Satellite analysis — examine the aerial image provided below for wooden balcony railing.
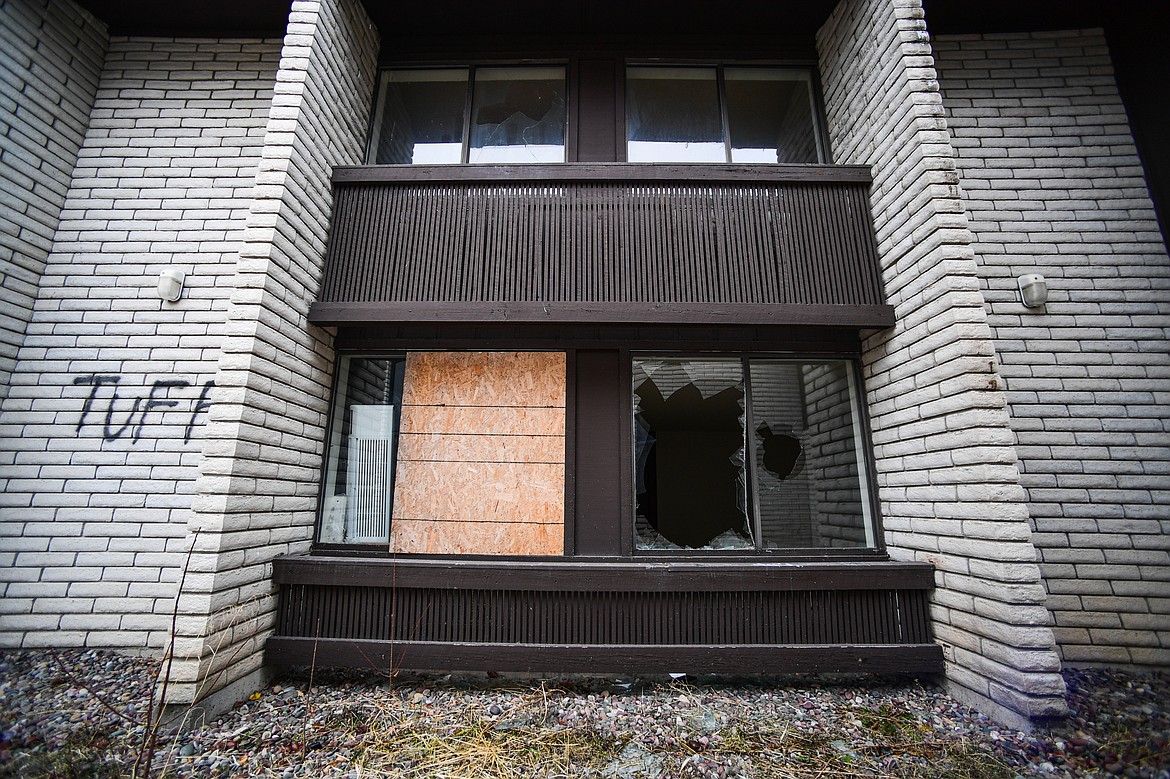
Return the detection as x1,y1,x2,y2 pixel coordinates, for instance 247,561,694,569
309,164,892,328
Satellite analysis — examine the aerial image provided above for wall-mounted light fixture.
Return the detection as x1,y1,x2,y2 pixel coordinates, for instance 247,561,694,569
157,268,186,303
1017,273,1048,309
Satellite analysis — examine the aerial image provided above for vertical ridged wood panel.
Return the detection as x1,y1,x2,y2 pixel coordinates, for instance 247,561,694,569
318,176,884,307
277,584,934,645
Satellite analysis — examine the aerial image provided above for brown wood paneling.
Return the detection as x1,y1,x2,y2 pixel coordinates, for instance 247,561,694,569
398,432,564,464
402,352,567,408
274,556,938,592
399,405,566,436
313,164,889,327
267,555,944,674
331,163,871,183
274,584,936,644
311,302,896,327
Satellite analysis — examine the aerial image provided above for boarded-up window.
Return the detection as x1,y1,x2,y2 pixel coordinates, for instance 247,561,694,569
320,351,565,554
390,352,565,555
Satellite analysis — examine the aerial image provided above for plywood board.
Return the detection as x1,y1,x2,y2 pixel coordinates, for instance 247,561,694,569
391,350,567,556
394,461,565,524
397,432,564,465
403,351,566,408
400,405,566,437
390,519,562,556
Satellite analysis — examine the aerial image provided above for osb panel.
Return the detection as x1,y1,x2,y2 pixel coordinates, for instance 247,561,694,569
402,351,566,408
397,433,564,465
390,519,563,556
392,351,566,555
394,460,565,524
399,405,566,437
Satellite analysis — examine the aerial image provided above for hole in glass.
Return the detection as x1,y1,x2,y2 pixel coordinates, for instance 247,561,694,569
633,357,874,551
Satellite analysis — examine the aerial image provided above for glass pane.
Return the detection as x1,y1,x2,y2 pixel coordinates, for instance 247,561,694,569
749,360,871,549
726,68,820,163
319,356,406,544
370,69,468,165
626,66,725,162
632,358,753,550
469,66,566,164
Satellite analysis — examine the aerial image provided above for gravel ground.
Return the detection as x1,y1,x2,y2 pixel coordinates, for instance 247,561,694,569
1,649,1167,778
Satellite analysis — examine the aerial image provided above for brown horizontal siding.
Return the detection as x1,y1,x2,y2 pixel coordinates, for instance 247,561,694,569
310,301,895,326
274,556,936,592
312,164,890,326
265,639,945,674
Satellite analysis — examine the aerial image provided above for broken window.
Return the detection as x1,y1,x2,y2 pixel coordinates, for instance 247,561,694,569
633,356,875,551
368,66,566,165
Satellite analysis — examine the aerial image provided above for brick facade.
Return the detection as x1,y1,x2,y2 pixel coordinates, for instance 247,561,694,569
0,27,279,650
934,29,1170,667
818,0,1067,727
0,0,106,397
167,0,379,708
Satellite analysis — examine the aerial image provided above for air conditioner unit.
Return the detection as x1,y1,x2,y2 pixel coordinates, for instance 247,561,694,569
345,404,395,542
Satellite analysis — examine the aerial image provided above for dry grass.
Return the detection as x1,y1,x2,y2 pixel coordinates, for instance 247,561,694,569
300,684,1016,779
357,722,625,778
320,684,625,778
713,714,1012,779
0,724,126,779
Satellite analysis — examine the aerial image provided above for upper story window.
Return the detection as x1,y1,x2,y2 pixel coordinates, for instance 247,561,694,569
368,66,567,164
626,65,824,163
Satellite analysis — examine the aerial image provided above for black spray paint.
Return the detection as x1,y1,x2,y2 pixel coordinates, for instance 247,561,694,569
73,375,215,443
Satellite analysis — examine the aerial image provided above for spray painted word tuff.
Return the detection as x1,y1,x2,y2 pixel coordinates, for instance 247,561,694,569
73,375,214,443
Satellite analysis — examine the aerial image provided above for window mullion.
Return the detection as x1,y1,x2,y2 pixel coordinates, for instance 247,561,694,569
717,65,732,164
460,66,474,164
741,355,763,550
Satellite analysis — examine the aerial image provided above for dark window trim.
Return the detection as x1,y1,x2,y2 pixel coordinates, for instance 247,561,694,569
331,324,867,360
364,52,830,165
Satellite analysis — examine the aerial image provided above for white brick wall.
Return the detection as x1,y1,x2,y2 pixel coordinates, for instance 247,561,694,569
0,37,279,650
0,0,107,397
818,0,1066,727
934,29,1170,667
166,0,379,706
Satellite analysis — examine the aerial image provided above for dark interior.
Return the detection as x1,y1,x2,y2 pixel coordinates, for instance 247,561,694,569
634,377,749,549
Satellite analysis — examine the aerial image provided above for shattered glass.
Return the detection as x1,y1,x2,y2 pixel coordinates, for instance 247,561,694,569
632,356,875,552
632,358,752,550
469,67,566,164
